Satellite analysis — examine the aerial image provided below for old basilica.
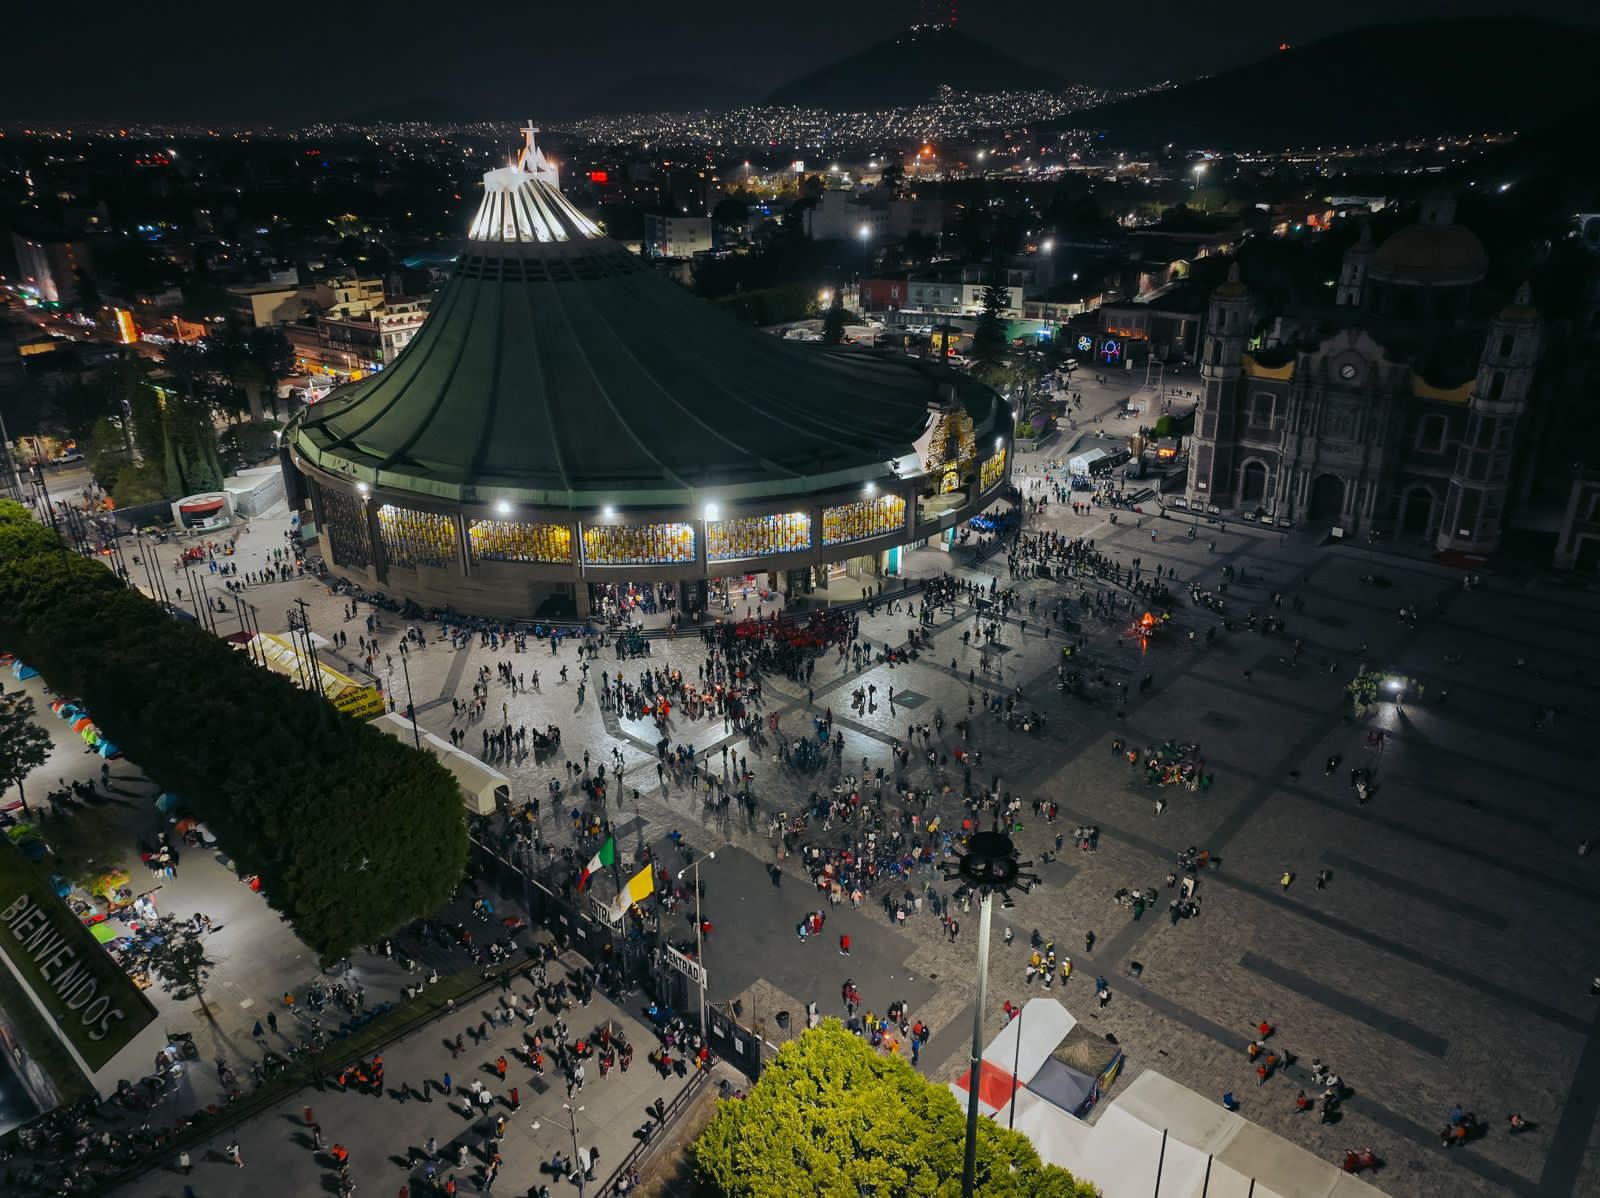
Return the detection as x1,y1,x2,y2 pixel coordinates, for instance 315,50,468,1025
1184,195,1545,556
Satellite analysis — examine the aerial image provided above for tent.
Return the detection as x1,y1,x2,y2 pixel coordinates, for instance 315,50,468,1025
370,713,511,815
246,632,385,718
1068,448,1108,476
947,1000,1387,1198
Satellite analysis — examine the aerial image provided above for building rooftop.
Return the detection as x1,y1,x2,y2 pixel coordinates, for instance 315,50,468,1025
293,127,1004,508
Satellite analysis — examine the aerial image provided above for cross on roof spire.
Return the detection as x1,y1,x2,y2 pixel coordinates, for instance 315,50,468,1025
517,121,540,169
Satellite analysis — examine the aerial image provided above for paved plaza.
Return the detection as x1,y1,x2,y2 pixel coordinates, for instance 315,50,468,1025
16,369,1596,1198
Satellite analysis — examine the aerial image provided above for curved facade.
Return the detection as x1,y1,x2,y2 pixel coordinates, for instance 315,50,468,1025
286,130,1013,618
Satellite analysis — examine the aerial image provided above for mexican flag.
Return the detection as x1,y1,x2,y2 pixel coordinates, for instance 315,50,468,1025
577,836,615,891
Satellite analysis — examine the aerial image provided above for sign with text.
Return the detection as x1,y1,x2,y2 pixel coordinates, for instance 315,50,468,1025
0,852,156,1070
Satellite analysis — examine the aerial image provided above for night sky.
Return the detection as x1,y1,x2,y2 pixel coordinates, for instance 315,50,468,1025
4,0,1596,123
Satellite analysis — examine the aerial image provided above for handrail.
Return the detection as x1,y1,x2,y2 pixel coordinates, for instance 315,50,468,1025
593,1064,711,1196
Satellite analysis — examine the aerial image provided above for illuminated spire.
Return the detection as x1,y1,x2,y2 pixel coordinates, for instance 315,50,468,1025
468,121,597,245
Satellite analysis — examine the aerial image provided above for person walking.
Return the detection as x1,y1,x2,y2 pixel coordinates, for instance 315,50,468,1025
1280,870,1294,892
839,934,850,956
177,1150,191,1175
225,1141,244,1168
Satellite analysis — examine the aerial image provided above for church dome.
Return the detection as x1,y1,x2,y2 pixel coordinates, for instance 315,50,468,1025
289,125,1008,509
1370,223,1488,287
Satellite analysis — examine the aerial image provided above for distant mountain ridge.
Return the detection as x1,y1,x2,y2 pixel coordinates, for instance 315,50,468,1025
1064,19,1600,149
768,24,1063,110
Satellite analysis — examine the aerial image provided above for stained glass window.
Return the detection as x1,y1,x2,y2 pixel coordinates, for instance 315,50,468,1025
981,448,1008,491
922,411,977,473
581,522,696,565
707,513,812,561
322,487,372,570
377,505,458,569
468,519,573,564
822,495,906,546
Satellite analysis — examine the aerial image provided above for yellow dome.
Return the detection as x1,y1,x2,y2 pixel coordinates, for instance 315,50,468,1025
1370,223,1488,286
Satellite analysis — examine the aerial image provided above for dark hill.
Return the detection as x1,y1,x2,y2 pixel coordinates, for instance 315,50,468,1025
1065,19,1600,150
768,25,1062,110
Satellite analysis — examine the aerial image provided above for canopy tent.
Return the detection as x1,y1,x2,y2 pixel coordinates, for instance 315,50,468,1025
246,632,385,719
370,713,510,815
947,1000,1387,1198
1068,448,1109,476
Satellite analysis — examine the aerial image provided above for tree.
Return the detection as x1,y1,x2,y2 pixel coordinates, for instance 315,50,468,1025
821,288,847,346
972,276,1012,383
694,1021,1099,1197
135,916,218,1018
49,376,116,443
73,267,102,318
0,696,52,814
0,502,468,961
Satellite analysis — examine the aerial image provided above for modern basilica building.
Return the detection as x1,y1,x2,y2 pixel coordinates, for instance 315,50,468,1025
284,129,1013,619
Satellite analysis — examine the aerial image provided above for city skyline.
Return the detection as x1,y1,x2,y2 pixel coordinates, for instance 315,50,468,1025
3,0,1598,123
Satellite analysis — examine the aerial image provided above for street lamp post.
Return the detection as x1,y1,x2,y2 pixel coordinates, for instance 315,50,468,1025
398,646,421,748
563,1102,586,1197
942,824,1038,1198
677,850,716,1035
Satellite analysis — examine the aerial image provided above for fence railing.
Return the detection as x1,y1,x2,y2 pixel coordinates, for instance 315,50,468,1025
593,1062,711,1196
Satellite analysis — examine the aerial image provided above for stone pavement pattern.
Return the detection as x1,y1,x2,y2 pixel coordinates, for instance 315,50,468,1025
75,371,1600,1198
111,959,700,1198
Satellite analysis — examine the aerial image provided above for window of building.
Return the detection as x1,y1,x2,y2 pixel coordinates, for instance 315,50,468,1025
822,495,906,546
1414,414,1447,453
1499,334,1514,358
707,513,811,561
581,523,695,565
322,487,372,570
467,519,573,564
1249,393,1275,429
1487,371,1505,401
377,505,458,569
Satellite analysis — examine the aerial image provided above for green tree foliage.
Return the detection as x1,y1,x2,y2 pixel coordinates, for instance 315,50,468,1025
133,916,218,1016
73,268,102,318
972,278,1013,384
821,289,847,346
694,1022,1098,1198
49,377,117,443
0,695,53,814
0,503,467,959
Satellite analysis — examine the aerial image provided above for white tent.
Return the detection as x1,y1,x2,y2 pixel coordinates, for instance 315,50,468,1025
1069,448,1109,476
370,712,510,815
946,1000,1388,1198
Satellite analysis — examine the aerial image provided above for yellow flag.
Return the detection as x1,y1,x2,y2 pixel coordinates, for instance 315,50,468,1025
623,863,655,905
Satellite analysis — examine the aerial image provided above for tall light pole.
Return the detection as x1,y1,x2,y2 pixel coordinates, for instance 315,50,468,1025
677,850,716,1035
942,824,1037,1198
398,646,421,748
563,1102,586,1197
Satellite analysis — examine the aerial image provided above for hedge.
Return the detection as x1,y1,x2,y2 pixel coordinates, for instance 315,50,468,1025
0,502,467,960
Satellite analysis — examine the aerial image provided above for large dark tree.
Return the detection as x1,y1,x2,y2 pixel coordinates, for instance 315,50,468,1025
0,696,52,814
135,916,218,1019
971,276,1012,382
821,288,847,346
0,504,467,960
